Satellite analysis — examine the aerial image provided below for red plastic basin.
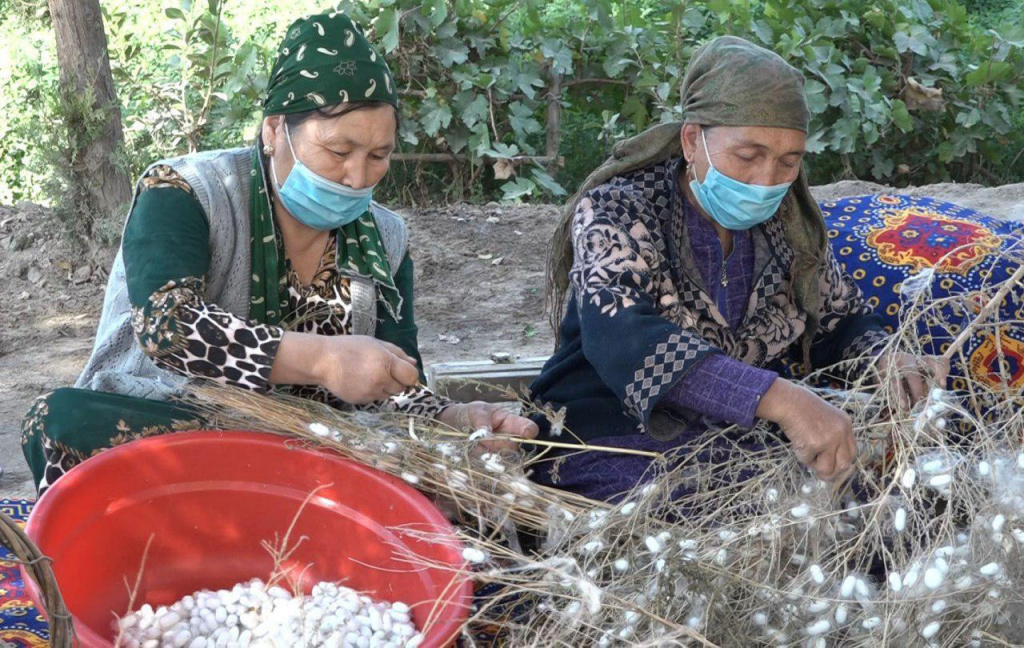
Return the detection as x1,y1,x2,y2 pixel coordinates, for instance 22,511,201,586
23,430,471,646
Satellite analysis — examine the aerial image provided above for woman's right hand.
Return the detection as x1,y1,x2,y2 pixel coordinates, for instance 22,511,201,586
756,379,857,481
314,335,421,404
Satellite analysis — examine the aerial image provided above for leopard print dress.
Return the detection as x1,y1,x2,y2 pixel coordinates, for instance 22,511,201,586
28,166,449,492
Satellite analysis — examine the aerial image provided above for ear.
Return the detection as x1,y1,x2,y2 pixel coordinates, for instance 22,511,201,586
680,123,701,164
261,115,285,146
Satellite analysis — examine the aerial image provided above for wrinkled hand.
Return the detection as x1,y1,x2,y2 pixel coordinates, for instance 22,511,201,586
316,336,420,404
437,402,539,453
758,379,857,481
876,352,950,410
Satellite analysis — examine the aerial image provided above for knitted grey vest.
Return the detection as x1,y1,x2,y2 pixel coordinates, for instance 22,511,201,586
75,147,408,401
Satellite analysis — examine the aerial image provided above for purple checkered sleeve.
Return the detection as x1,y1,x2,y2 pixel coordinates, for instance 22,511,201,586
661,353,778,428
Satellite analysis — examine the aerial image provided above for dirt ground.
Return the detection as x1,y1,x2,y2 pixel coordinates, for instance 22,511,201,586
1,182,1022,498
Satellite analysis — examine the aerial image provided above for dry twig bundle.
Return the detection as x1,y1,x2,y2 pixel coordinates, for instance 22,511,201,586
190,245,1024,647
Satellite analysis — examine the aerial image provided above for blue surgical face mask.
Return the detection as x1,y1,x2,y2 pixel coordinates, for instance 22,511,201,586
688,129,791,231
269,123,374,231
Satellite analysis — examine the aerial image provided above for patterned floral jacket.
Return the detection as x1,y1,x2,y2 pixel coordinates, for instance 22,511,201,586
531,158,888,442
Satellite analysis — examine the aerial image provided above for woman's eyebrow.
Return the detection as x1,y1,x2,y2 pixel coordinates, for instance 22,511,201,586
325,136,395,152
733,141,805,156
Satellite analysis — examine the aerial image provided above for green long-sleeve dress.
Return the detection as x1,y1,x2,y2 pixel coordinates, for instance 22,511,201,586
22,164,449,494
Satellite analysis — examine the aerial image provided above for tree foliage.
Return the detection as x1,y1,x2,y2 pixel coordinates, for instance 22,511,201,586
1,0,1022,207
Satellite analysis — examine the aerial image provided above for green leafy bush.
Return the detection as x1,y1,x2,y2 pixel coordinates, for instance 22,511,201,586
1,0,1022,208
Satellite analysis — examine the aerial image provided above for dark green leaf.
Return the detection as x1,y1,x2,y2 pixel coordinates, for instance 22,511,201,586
501,177,537,202
375,9,400,53
531,168,567,196
891,99,913,132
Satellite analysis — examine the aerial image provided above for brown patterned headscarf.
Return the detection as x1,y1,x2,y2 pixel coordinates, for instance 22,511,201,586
680,36,809,132
547,36,828,361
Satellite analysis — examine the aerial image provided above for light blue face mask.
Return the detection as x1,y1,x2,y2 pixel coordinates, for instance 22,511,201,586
688,129,792,231
270,123,374,231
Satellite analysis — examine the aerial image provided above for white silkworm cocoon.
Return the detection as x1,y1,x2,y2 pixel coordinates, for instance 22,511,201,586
401,472,420,485
931,599,947,614
930,387,945,401
809,564,825,585
613,559,629,572
468,428,491,441
752,612,768,626
644,536,663,553
980,562,1001,577
924,568,944,589
835,604,847,624
509,480,533,495
935,418,946,430
922,459,945,473
894,508,907,532
928,474,952,487
308,422,331,438
805,619,831,636
979,461,992,476
1012,529,1024,545
480,453,504,473
806,600,829,614
582,540,603,554
619,502,637,515
854,578,870,599
462,547,487,564
718,529,737,542
993,514,1006,532
901,468,917,489
889,572,903,592
791,504,810,518
1018,453,1024,470
921,621,941,640
765,488,779,503
904,569,920,588
862,616,882,630
840,575,857,598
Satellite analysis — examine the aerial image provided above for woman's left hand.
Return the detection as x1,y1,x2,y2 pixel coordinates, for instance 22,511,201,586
876,352,950,409
436,402,539,453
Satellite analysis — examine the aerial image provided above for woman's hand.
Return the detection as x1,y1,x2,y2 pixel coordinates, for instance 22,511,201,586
436,402,539,453
876,352,950,410
757,379,857,481
270,332,420,404
315,335,421,404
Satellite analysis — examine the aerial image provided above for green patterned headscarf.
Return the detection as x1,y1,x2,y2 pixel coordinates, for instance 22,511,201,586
249,12,402,326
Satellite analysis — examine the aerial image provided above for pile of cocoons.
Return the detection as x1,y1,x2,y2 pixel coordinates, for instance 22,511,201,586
115,579,423,648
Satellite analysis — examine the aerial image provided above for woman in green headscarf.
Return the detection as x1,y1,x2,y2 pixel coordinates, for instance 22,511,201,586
22,11,536,494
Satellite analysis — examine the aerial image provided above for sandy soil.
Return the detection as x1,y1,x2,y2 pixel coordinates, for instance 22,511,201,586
1,182,1021,498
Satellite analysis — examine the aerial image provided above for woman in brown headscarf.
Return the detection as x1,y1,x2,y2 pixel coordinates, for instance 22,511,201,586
529,36,946,502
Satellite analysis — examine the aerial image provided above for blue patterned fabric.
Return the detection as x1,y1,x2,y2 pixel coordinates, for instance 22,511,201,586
0,499,49,647
822,194,1024,393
